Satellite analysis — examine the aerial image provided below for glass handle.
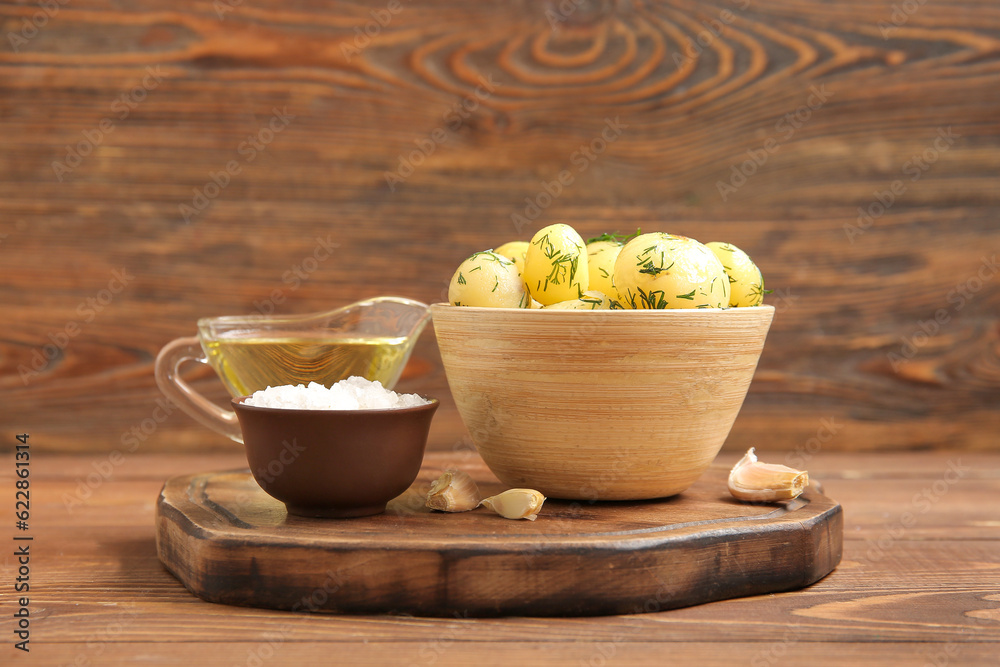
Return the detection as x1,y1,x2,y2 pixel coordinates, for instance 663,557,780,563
154,336,243,444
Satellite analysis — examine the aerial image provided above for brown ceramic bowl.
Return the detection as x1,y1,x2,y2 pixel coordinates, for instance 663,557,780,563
232,397,438,518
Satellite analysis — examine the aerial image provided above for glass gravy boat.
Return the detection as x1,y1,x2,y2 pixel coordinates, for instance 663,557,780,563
154,296,431,443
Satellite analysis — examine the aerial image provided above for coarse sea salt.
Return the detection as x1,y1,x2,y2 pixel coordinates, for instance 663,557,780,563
244,377,431,410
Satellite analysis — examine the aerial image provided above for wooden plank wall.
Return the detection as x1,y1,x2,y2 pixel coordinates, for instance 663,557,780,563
1,0,998,453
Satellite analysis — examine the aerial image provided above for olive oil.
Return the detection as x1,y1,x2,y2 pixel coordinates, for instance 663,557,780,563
204,333,411,397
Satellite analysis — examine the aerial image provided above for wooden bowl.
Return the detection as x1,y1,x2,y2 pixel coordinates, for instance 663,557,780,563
431,304,774,500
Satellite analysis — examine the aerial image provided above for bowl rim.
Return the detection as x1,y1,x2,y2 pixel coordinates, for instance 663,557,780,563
231,395,439,415
429,302,775,314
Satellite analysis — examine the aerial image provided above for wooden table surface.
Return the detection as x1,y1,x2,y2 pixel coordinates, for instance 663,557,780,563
4,449,999,665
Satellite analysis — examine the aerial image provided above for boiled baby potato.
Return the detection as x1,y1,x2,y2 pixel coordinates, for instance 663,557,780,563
449,250,530,308
586,240,622,298
544,290,614,310
494,241,529,276
615,233,730,309
523,223,589,306
706,242,765,307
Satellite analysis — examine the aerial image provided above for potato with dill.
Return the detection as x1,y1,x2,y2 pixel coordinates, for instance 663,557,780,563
614,233,730,309
449,250,530,308
494,241,529,276
586,240,623,298
544,290,615,310
586,231,640,298
705,242,765,307
523,223,589,306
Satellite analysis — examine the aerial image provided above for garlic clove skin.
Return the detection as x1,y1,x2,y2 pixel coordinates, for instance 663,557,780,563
728,447,808,502
426,470,482,512
479,489,546,521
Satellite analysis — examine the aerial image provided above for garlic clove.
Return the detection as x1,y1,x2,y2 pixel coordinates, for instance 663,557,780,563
426,470,482,512
728,447,808,502
479,489,546,521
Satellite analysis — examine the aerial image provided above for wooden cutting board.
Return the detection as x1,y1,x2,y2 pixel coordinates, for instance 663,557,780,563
156,456,842,617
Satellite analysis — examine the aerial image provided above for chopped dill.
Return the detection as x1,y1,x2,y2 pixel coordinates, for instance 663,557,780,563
586,228,642,245
531,233,557,259
634,286,667,309
634,243,673,276
468,250,510,264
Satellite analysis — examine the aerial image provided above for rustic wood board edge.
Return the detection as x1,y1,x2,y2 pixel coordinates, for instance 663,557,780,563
155,470,843,617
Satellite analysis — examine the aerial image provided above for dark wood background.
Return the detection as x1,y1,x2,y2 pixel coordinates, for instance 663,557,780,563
1,0,997,454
